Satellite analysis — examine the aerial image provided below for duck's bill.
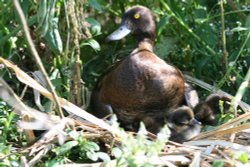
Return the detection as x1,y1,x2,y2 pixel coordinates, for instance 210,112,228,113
106,24,131,41
191,118,201,125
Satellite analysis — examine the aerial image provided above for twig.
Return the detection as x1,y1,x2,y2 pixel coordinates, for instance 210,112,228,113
12,0,64,118
28,145,52,166
185,140,250,155
63,0,70,64
220,0,228,71
68,0,82,106
0,78,40,143
230,67,250,142
189,151,201,167
220,0,235,142
213,109,250,132
193,120,250,140
0,78,30,115
20,84,28,99
21,156,29,167
231,67,250,111
0,57,118,134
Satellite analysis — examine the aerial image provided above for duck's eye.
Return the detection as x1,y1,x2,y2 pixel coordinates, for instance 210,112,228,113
133,13,140,19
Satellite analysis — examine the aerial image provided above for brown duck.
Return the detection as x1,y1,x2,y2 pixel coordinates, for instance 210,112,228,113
91,6,185,133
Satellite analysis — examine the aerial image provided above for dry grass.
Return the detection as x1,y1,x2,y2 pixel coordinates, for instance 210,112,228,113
1,57,250,166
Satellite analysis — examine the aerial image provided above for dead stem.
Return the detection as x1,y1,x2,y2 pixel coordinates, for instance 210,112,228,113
12,0,64,119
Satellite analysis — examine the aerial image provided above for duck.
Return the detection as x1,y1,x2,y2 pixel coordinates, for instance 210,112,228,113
167,106,202,143
89,6,186,134
89,82,198,122
193,93,230,126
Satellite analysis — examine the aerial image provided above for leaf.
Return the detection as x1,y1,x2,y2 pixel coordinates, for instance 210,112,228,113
88,0,102,11
45,160,60,167
236,152,248,164
96,152,111,162
231,27,248,32
9,37,18,49
55,141,78,156
84,141,100,151
36,0,57,37
44,18,63,54
39,15,49,37
36,0,49,36
85,18,101,36
80,39,101,51
112,147,122,158
37,0,47,25
86,151,98,161
157,15,170,37
20,0,30,18
212,160,223,167
68,130,79,140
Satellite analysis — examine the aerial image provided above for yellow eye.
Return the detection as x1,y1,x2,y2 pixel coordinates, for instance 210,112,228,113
134,13,140,19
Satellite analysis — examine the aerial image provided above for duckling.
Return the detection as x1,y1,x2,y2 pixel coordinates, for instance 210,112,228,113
167,106,201,143
98,6,185,130
193,93,229,125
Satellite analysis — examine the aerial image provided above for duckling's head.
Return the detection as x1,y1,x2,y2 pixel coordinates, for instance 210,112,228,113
168,106,201,129
167,106,201,143
107,6,156,43
194,93,225,125
206,94,222,113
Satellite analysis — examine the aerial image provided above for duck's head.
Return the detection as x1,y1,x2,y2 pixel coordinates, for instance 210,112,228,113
107,6,156,43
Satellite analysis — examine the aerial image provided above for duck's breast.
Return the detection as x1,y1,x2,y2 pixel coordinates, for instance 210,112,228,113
100,50,185,110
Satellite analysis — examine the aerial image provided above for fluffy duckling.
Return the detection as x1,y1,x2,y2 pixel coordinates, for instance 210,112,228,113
193,93,229,126
167,106,201,143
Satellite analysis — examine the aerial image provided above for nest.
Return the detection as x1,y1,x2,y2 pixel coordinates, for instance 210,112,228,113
1,57,250,167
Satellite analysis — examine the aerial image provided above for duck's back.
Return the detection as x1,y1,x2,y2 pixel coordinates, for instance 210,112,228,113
100,48,185,111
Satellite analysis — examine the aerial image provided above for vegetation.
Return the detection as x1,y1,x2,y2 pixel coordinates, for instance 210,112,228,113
0,0,250,166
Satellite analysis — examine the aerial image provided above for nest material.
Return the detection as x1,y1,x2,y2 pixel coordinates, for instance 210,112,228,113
1,57,250,167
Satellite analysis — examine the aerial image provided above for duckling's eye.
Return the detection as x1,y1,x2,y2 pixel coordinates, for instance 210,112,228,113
133,13,140,19
177,120,188,126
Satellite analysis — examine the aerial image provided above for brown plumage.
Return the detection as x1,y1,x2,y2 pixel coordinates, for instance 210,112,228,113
90,6,185,133
89,90,113,119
